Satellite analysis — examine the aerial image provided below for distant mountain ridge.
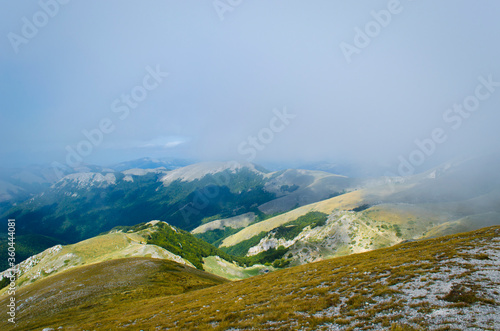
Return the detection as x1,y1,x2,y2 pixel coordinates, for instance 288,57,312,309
3,155,500,273
1,161,355,267
109,157,192,172
195,156,500,266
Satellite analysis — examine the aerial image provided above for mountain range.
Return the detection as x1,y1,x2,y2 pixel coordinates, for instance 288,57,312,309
0,159,360,269
2,156,500,270
0,155,499,329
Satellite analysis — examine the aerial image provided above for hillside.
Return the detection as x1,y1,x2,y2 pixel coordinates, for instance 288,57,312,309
0,257,228,331
5,156,499,287
220,189,365,247
2,226,498,330
0,222,194,293
0,234,62,272
214,157,500,265
1,162,354,246
0,221,272,292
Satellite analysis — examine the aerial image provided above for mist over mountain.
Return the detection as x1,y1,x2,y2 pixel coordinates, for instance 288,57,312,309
2,1,500,329
2,2,500,173
1,154,499,272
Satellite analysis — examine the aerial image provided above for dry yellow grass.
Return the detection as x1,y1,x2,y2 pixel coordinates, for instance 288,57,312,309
4,226,497,330
221,189,365,247
0,257,227,331
0,231,192,295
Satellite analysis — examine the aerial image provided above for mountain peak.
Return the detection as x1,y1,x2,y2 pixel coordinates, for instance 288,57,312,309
54,172,117,189
160,161,260,185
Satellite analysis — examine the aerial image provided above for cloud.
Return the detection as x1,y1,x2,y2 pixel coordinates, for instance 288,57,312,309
102,136,189,150
2,1,500,171
138,137,188,149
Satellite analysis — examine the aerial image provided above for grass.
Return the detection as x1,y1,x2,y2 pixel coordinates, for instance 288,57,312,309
2,226,498,330
0,234,63,272
272,211,328,240
0,257,227,330
220,190,365,247
202,256,272,280
439,283,496,305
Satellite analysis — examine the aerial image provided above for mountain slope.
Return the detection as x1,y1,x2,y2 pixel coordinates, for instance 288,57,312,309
2,163,273,243
220,189,365,247
0,220,273,292
4,156,499,278
217,157,500,264
0,257,227,331
110,156,191,171
1,162,357,264
0,234,62,272
3,226,498,330
0,222,194,293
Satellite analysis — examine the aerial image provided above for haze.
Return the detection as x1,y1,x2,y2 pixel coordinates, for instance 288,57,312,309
1,0,499,176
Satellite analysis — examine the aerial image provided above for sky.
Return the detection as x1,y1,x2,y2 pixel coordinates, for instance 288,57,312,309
1,0,499,176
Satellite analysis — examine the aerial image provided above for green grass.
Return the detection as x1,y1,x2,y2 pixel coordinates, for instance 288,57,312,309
220,231,268,256
146,222,237,269
272,211,328,240
194,226,243,246
202,256,272,280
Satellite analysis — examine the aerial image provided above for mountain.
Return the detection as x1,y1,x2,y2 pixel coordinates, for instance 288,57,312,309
0,257,228,331
2,226,498,330
1,162,357,260
0,163,128,271
0,163,116,215
201,156,500,266
0,165,67,215
0,221,192,292
5,155,499,273
0,220,272,292
109,156,192,172
0,158,189,210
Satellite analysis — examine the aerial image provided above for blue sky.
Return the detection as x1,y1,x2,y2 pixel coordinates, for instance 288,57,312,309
1,0,499,174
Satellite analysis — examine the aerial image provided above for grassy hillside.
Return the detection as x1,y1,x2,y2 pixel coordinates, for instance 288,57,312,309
0,228,194,294
214,159,500,266
202,256,274,281
0,257,227,330
220,189,365,247
3,226,498,330
0,221,276,293
145,222,237,269
0,234,62,271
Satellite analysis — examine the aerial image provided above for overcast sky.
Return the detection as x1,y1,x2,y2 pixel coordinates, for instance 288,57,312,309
1,1,499,175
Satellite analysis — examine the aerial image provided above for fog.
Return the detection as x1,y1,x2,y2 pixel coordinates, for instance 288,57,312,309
1,0,499,176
